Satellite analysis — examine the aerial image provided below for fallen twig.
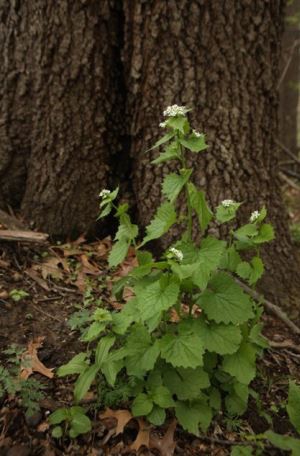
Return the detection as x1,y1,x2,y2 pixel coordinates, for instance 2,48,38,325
269,340,300,354
275,138,300,166
279,171,300,191
236,279,300,336
0,229,48,243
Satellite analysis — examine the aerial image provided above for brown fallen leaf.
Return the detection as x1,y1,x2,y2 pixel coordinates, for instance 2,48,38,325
34,255,69,281
130,418,151,452
80,254,100,275
37,421,50,432
150,419,177,456
20,337,54,380
99,408,133,435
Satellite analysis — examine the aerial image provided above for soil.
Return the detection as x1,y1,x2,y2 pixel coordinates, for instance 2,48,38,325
0,236,300,456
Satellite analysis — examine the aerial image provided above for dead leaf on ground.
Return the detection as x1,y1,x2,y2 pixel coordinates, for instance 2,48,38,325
37,422,50,432
34,256,69,281
130,418,151,452
80,254,101,275
20,337,54,380
150,419,177,456
99,408,133,435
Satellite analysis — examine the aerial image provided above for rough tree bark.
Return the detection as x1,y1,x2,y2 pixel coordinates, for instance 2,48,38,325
0,0,31,209
123,0,300,309
20,0,124,236
279,0,300,159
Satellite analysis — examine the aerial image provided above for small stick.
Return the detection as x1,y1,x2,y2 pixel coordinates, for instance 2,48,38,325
279,172,300,191
0,229,48,243
236,279,300,336
268,340,300,354
275,138,300,166
31,304,63,323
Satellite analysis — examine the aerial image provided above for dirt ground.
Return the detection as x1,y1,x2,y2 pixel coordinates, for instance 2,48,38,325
0,212,300,455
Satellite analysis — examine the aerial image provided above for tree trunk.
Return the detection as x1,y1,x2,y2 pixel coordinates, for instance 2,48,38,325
279,0,300,163
123,0,300,308
20,0,124,237
0,0,31,209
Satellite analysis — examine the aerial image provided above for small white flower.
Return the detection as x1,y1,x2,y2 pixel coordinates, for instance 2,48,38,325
99,189,111,198
221,199,234,208
163,104,189,117
159,121,167,128
250,210,260,223
192,129,202,138
169,247,184,262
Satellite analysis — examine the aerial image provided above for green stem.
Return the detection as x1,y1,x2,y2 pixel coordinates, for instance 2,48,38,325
180,141,193,241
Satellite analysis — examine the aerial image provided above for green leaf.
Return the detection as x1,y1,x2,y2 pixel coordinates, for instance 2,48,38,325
81,321,107,342
112,298,139,335
209,388,221,411
234,224,258,243
187,183,212,231
222,342,257,385
163,366,210,400
236,257,264,285
192,237,226,290
132,393,153,416
57,353,88,377
287,381,300,433
160,333,204,369
49,408,69,425
101,358,124,386
147,406,166,426
225,382,249,416
265,430,300,456
231,446,253,456
197,273,254,324
166,116,189,133
136,278,180,321
140,341,160,371
162,169,192,203
249,323,269,349
141,202,177,246
115,214,138,242
52,426,63,438
95,336,115,368
151,385,175,408
70,411,91,436
136,250,153,265
253,224,275,244
176,401,212,435
148,131,175,151
108,239,130,268
236,262,252,281
151,141,180,164
74,365,98,402
220,246,242,272
216,202,241,223
196,318,242,355
180,132,208,153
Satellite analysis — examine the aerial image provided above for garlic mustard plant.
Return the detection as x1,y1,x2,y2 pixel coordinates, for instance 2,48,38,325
53,107,274,438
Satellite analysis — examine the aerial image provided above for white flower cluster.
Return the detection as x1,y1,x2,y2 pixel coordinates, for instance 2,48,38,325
163,105,188,117
159,121,167,128
250,210,260,223
221,199,234,208
192,129,202,138
169,247,184,262
99,189,111,198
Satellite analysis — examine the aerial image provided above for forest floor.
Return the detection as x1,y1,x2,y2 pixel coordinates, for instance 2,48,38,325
0,187,300,456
